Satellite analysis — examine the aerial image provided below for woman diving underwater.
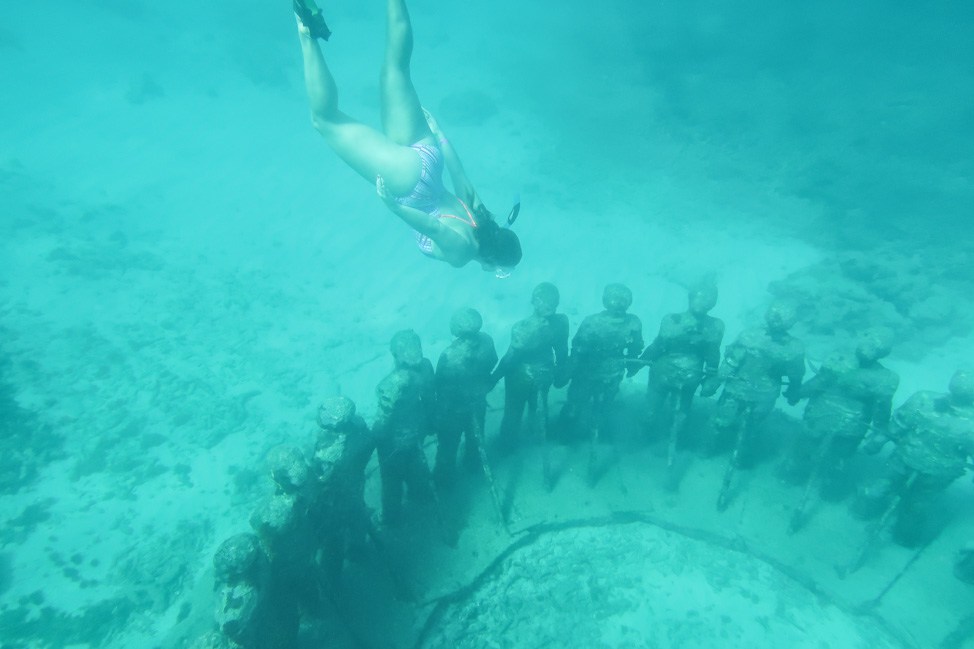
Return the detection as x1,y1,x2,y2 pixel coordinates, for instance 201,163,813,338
293,0,522,275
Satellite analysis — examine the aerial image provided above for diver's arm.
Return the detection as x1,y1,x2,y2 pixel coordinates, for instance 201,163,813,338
439,138,481,211
423,109,482,210
377,175,443,236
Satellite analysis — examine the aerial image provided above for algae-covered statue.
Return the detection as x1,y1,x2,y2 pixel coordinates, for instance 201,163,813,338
855,369,974,547
432,308,498,484
711,300,805,510
373,329,438,526
784,328,899,531
785,328,899,489
559,283,643,439
311,396,376,581
633,281,724,467
491,283,570,454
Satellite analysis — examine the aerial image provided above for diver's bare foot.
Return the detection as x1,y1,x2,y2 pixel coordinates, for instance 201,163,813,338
294,0,331,40
295,13,311,37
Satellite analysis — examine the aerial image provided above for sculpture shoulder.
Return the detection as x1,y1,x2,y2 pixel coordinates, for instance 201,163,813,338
576,313,602,333
733,327,766,350
475,332,497,355
873,366,900,396
657,314,684,338
894,391,942,424
702,315,725,339
905,390,941,410
377,369,409,397
779,334,805,360
549,313,570,336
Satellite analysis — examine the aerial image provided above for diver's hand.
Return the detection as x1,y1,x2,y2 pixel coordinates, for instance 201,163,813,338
471,194,489,218
422,108,442,137
376,175,395,205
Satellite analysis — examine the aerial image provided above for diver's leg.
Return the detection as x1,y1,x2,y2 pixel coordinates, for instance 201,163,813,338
297,19,420,194
381,0,432,145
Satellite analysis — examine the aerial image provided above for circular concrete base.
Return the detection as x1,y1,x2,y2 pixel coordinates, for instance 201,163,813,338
420,521,907,649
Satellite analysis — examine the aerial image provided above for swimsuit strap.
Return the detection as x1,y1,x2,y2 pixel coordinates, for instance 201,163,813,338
415,198,478,258
438,199,478,228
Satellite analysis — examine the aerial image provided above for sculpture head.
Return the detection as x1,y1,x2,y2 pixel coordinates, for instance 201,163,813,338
317,396,356,430
764,301,797,334
602,283,633,314
390,329,423,368
450,308,483,338
688,282,718,316
531,282,560,317
948,369,974,406
856,327,894,363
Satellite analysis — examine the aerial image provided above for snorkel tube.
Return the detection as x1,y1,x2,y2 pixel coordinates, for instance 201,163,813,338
493,194,521,278
505,194,521,227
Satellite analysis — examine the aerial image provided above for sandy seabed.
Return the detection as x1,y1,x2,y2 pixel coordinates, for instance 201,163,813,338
1,1,973,648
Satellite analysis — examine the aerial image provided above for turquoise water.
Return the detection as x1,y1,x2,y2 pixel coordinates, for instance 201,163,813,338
1,1,972,648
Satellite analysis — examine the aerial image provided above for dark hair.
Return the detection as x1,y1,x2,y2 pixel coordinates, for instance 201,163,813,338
475,219,522,267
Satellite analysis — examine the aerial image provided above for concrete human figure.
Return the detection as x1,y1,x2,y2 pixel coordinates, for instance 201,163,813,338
491,283,570,454
711,300,805,509
213,534,304,649
292,0,522,273
249,446,320,621
855,370,974,547
785,328,899,503
311,396,376,582
213,534,276,649
633,282,724,466
373,330,438,526
559,283,644,440
955,542,974,584
432,308,498,484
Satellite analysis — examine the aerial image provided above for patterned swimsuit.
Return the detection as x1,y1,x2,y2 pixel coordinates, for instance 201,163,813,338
394,142,476,256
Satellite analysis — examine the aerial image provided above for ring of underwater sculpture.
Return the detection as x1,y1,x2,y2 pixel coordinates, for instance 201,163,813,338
414,512,913,649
